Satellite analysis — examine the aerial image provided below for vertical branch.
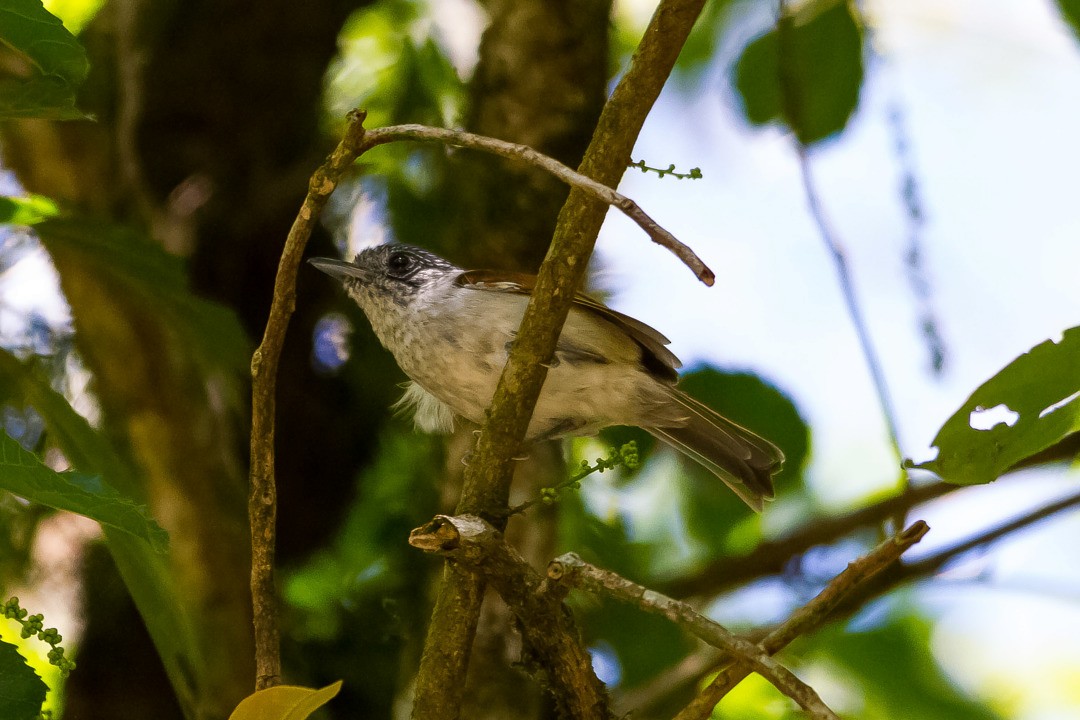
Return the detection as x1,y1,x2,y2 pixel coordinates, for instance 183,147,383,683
776,3,904,467
248,111,371,690
410,0,708,716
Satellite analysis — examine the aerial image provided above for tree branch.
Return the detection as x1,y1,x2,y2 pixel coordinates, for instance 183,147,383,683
364,125,714,285
411,1,708,716
659,480,952,598
409,515,611,719
548,554,840,719
248,109,372,690
673,521,930,720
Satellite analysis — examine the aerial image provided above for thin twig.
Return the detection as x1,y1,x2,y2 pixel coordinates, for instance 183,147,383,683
793,148,903,463
409,516,611,720
248,109,372,690
549,554,840,720
364,124,714,286
905,490,1080,580
410,1,709,717
673,521,930,720
776,1,907,527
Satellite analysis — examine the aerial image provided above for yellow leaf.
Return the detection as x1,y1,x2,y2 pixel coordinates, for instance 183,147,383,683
228,681,343,720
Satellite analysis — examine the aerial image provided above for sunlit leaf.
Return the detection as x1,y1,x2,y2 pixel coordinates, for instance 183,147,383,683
228,681,343,720
0,195,59,226
733,0,863,145
0,0,90,119
0,639,47,720
916,326,1080,485
0,430,168,551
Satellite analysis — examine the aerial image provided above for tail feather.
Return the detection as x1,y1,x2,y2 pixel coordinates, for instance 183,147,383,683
649,390,784,512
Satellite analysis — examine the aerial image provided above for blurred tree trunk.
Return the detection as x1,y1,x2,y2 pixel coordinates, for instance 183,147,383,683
2,0,612,716
1,0,370,717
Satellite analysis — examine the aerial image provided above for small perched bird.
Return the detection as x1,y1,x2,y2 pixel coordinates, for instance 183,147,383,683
310,244,783,510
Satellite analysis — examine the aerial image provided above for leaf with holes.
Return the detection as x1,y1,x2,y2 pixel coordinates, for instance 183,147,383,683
0,639,47,720
916,326,1080,485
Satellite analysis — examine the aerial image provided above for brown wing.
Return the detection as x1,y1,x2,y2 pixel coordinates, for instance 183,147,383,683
456,269,681,381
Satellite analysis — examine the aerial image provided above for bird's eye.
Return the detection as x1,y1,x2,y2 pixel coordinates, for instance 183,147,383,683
386,251,415,277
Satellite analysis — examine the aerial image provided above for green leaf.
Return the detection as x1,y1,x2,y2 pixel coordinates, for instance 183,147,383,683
228,681,343,720
0,639,47,720
1057,0,1080,40
35,218,251,378
811,611,1001,719
0,348,202,718
0,430,168,551
916,326,1080,485
733,0,864,144
0,0,91,119
675,368,809,557
0,195,59,226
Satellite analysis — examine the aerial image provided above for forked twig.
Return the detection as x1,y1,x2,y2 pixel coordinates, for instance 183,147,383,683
549,554,840,719
364,124,715,286
673,521,929,720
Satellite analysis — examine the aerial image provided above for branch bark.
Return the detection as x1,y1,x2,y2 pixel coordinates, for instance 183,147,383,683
548,554,840,719
248,110,371,690
365,125,714,285
411,1,708,716
658,480,952,598
673,521,930,720
409,515,611,719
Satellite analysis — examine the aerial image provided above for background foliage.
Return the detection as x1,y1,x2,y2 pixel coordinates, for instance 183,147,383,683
0,0,1077,718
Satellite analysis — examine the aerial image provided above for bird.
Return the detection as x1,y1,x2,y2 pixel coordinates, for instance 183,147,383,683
310,243,783,510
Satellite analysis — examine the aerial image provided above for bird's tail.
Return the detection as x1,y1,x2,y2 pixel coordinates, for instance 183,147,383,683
648,389,784,512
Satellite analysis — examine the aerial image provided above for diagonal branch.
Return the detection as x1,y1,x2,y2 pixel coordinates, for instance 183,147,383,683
548,554,840,719
365,125,714,286
673,521,930,720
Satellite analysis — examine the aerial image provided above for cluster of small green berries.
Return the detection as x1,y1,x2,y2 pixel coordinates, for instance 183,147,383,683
629,159,703,180
539,441,640,505
3,597,76,677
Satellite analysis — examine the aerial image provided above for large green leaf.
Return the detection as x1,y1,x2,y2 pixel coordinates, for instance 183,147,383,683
916,326,1080,485
808,612,1002,720
0,0,90,119
674,368,809,557
0,639,47,720
0,430,167,551
733,0,864,145
36,218,251,378
0,350,203,714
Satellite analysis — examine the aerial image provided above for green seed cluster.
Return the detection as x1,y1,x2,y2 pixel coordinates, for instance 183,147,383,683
3,597,76,677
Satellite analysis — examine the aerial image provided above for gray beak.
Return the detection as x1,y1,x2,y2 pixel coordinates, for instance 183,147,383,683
308,257,369,282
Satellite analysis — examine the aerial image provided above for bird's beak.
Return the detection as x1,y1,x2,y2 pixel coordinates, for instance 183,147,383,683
308,257,370,282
